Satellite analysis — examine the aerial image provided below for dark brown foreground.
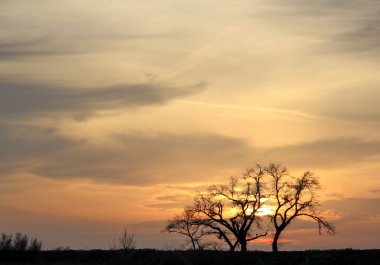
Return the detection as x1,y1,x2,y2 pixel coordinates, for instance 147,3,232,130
1,249,379,265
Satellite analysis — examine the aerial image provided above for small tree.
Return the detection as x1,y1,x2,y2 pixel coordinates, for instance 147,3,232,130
165,207,203,250
118,228,136,250
266,163,335,252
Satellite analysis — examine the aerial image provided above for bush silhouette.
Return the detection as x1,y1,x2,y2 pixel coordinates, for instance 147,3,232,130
0,232,42,251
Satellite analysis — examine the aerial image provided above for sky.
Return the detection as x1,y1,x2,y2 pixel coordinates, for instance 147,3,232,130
1,0,380,250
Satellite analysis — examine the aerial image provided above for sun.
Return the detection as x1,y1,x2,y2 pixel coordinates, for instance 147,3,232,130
225,203,274,218
256,205,274,216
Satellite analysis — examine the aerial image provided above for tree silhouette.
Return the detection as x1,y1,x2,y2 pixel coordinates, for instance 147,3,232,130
165,207,203,250
0,233,42,251
118,228,136,250
188,165,268,252
266,163,336,252
166,163,336,252
0,234,13,251
28,238,43,251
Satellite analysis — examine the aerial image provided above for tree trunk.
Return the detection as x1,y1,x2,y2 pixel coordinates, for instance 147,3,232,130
272,232,280,252
190,238,196,250
240,240,247,252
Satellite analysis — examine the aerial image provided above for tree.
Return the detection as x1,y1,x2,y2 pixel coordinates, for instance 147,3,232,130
165,207,203,250
166,163,336,252
189,165,268,252
118,228,136,250
266,163,336,252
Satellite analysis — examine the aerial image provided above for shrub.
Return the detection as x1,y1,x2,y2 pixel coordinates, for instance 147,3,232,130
0,234,13,251
0,232,42,251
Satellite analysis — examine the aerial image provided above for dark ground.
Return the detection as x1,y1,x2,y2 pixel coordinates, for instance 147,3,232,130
0,249,379,265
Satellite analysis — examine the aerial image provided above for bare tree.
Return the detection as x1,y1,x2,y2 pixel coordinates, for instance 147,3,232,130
166,163,336,252
190,165,268,252
266,163,336,252
118,228,136,250
165,207,204,250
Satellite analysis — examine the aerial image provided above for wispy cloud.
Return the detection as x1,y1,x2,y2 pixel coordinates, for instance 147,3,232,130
282,84,380,123
265,0,380,56
0,125,254,185
0,81,204,119
0,36,85,60
3,124,380,185
177,100,322,120
264,138,380,168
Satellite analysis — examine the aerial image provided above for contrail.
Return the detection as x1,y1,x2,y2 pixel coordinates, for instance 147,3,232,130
176,100,322,120
165,26,241,81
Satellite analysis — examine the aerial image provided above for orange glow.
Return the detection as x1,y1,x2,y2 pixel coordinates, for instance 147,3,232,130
1,0,380,251
256,205,274,216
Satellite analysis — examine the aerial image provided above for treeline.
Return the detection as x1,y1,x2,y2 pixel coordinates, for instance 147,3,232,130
1,249,380,265
0,233,42,251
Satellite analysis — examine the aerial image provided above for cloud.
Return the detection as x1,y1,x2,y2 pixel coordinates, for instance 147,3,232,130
336,16,380,56
370,188,380,194
33,133,253,185
155,194,188,202
265,0,380,56
276,83,380,123
264,138,380,168
0,125,254,185
147,194,192,209
0,36,85,60
0,125,74,171
275,197,380,232
323,197,380,222
3,122,380,184
257,197,380,250
0,31,177,60
308,85,380,123
0,81,204,118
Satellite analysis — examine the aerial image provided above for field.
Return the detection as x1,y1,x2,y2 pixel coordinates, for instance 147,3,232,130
1,249,379,265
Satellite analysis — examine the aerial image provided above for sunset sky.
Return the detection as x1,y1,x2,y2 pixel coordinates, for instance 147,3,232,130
1,0,380,250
